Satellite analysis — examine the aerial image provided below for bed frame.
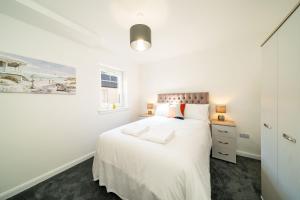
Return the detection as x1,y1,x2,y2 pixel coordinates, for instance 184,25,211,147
157,92,209,104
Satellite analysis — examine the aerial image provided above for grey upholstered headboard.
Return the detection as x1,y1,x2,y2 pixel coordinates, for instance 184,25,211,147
157,92,209,104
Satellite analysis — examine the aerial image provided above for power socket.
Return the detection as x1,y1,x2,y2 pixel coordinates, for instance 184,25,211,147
240,133,250,139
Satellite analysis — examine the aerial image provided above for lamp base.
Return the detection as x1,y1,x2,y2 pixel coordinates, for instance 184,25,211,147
218,114,225,121
148,110,153,115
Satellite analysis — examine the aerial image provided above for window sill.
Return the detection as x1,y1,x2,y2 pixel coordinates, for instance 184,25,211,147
98,107,129,115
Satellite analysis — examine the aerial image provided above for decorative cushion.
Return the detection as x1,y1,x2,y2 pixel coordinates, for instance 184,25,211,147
168,105,176,118
169,103,185,120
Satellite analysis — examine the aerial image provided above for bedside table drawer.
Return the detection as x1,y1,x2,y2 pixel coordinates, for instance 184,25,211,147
212,134,236,149
212,146,236,163
212,125,236,138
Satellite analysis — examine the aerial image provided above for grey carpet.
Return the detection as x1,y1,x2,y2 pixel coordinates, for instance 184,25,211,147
210,156,261,200
8,156,261,200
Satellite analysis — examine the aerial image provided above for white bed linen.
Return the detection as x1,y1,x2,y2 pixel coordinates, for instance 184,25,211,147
93,116,212,200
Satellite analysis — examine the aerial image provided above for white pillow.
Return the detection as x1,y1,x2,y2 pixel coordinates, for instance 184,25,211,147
155,103,169,117
184,104,209,121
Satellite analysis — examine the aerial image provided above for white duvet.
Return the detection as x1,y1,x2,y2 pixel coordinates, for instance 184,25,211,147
93,116,212,200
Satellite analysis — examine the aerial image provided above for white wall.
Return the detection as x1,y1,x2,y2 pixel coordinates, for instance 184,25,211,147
140,42,261,157
0,14,140,195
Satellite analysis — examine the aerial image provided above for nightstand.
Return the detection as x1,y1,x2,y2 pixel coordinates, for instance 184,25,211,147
139,113,154,120
211,119,237,163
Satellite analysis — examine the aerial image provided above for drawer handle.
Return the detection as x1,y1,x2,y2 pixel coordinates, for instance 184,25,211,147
217,129,228,133
218,152,229,156
283,133,296,143
218,141,229,145
263,123,272,129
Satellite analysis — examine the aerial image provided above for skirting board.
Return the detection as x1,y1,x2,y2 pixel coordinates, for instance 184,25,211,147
0,151,95,200
237,150,261,160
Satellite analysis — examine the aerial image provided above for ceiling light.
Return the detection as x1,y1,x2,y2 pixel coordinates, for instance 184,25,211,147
130,24,151,51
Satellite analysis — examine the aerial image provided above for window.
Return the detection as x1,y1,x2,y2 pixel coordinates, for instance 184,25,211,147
99,66,127,112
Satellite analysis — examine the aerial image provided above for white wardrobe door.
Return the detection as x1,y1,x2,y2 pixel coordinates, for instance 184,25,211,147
261,35,278,200
277,8,300,200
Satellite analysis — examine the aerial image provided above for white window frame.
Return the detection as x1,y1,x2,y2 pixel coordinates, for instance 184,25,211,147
98,64,128,114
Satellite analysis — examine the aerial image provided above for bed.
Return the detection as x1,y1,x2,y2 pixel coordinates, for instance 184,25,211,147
92,92,212,200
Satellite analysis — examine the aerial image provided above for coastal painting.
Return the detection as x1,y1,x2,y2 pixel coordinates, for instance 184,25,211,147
0,51,76,94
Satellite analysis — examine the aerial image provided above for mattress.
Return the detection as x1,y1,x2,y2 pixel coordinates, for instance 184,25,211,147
93,116,212,200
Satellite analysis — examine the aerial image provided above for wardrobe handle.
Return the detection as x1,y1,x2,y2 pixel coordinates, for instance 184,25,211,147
283,133,296,143
264,123,272,129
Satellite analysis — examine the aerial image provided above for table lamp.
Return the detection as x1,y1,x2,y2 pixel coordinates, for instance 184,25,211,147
147,103,154,115
216,105,226,121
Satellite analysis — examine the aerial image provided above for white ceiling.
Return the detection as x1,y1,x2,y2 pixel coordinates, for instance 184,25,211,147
0,0,298,64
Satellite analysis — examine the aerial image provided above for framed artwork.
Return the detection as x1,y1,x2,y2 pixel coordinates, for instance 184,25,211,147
0,51,76,94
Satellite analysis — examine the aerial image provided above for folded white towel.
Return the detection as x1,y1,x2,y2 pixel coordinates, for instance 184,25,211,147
121,124,149,136
142,126,175,144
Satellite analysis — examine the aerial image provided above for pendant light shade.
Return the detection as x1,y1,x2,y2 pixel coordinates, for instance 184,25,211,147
130,24,151,51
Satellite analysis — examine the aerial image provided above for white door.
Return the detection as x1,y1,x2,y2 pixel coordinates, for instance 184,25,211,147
277,8,300,200
261,35,279,200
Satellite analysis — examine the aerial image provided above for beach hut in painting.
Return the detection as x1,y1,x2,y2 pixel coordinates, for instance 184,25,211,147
0,57,27,82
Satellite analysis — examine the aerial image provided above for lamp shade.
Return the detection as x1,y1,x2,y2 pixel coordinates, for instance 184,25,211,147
216,105,226,113
147,103,154,110
130,24,151,51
